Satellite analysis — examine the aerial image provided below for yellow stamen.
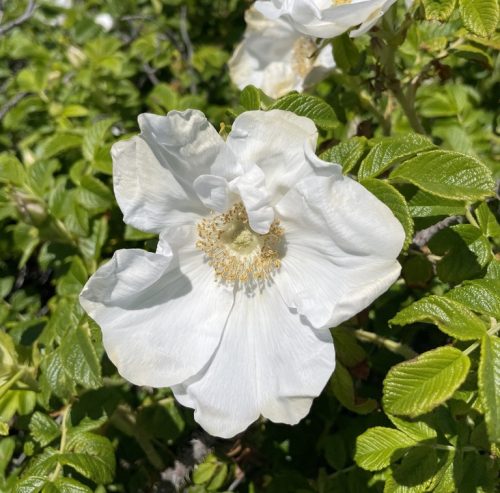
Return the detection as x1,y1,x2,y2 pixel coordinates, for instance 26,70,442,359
196,202,284,283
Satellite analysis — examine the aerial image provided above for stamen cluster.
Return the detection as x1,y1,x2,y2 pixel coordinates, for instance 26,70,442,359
196,202,284,283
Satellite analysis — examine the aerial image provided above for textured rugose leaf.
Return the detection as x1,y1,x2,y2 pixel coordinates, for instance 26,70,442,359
446,279,500,318
29,412,60,447
403,187,465,217
269,93,337,129
52,477,93,493
475,202,500,238
320,137,366,173
358,134,435,179
389,150,494,201
422,0,457,20
360,178,414,249
388,415,437,442
82,118,115,162
478,335,500,444
240,85,261,110
14,475,47,493
383,346,470,417
391,295,487,340
354,427,416,471
59,326,102,389
459,0,499,37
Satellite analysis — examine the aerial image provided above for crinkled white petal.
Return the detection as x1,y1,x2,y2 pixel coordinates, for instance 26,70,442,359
228,7,335,99
274,173,405,329
172,284,335,438
227,110,326,204
79,227,233,387
112,110,228,233
255,0,396,39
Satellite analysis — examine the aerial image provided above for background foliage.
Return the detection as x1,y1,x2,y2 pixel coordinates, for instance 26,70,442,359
0,0,499,492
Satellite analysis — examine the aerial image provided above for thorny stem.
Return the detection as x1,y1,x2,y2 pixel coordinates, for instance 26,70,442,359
354,329,418,359
50,404,71,481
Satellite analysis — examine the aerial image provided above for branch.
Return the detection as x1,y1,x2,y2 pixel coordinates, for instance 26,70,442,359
412,216,462,248
0,92,28,120
179,5,197,94
0,0,36,37
354,329,418,360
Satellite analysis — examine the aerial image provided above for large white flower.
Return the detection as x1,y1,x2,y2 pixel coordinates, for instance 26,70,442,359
228,6,335,99
80,109,405,438
254,0,398,38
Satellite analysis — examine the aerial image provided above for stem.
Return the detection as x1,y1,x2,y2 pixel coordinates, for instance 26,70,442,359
390,81,426,134
464,206,480,228
463,323,499,356
354,329,418,359
50,405,71,481
329,464,356,479
0,368,25,400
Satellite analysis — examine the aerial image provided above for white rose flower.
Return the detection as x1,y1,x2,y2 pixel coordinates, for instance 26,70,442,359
228,6,335,99
254,0,398,38
80,109,404,438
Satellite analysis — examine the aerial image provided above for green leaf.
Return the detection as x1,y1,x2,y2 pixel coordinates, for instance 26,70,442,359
358,134,435,179
38,134,82,160
385,447,440,492
76,175,113,211
402,186,465,217
389,150,494,201
82,118,115,162
240,85,261,110
360,179,414,249
383,346,471,417
390,295,487,340
320,137,367,173
446,279,500,318
193,461,219,484
15,475,47,493
478,335,499,443
354,427,416,471
52,477,92,493
429,225,492,283
332,327,367,368
29,412,61,447
269,93,337,129
0,154,26,186
459,0,499,37
331,362,377,414
59,325,102,389
388,415,437,442
422,0,457,20
475,202,500,239
331,34,360,72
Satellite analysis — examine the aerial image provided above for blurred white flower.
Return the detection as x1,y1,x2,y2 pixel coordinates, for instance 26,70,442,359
254,0,398,38
94,13,114,31
228,7,335,98
80,109,404,438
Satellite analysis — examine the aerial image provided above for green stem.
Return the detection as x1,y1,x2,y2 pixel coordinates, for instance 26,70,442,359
0,368,25,400
354,329,418,359
329,464,356,479
50,405,71,481
463,323,499,356
464,206,480,228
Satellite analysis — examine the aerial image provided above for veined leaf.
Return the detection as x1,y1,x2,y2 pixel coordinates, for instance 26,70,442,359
360,178,414,249
29,412,60,447
422,0,457,20
446,279,500,318
269,93,337,129
354,427,416,471
383,346,470,417
459,0,499,37
478,335,500,443
391,295,487,340
388,415,437,442
240,85,261,110
390,150,494,201
82,118,115,162
403,187,465,217
320,137,367,173
358,134,435,179
475,202,500,239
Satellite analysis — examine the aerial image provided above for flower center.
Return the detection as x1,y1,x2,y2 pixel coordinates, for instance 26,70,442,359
292,37,317,78
196,202,284,283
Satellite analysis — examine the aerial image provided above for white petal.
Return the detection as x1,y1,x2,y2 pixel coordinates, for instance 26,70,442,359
193,174,230,212
79,228,233,387
112,110,226,233
275,174,405,329
227,110,322,203
229,165,274,234
173,284,335,438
